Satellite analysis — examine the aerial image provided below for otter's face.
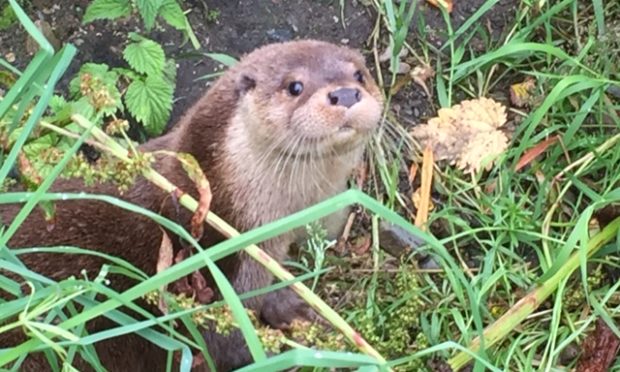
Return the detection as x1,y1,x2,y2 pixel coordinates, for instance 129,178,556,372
234,41,384,158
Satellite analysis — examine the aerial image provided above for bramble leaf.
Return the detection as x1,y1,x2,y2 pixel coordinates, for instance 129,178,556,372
124,76,173,135
159,0,187,30
135,0,165,30
68,63,122,116
163,59,177,86
83,0,131,23
123,35,166,77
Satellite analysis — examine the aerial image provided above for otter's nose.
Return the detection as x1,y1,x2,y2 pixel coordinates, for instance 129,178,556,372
328,88,361,108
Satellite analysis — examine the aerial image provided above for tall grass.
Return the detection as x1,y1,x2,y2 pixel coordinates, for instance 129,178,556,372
363,0,620,370
3,0,620,371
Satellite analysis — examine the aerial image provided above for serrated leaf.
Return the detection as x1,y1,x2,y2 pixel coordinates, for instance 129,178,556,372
123,37,166,77
111,67,141,82
68,63,122,116
72,96,99,119
46,97,98,126
159,0,187,30
69,63,118,97
124,76,173,135
48,95,68,114
135,0,164,30
162,59,177,86
83,0,131,23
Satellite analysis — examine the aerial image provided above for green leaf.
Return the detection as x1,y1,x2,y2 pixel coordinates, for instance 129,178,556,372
135,0,164,30
0,4,17,30
111,67,142,82
69,63,118,97
159,0,187,30
162,59,177,86
48,95,67,114
203,53,238,67
124,76,173,135
123,36,165,77
83,0,131,23
68,63,122,116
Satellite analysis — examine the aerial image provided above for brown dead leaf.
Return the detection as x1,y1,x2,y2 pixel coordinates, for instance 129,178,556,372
408,163,419,185
156,229,174,314
191,271,214,304
426,0,453,12
414,145,434,229
157,229,174,274
350,233,372,256
575,318,620,372
411,97,509,173
515,135,559,172
176,153,212,240
510,78,536,108
410,64,435,97
484,179,497,194
169,247,215,304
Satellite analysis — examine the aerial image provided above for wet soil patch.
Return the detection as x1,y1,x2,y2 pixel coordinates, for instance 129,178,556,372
1,0,520,133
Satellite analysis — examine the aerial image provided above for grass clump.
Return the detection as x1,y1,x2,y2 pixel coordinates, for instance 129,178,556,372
3,0,620,371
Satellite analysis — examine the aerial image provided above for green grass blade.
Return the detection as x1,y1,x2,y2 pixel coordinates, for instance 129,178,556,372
591,0,605,36
8,0,53,54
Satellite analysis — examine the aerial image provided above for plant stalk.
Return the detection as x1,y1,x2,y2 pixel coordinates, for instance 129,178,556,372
70,114,390,368
448,216,620,370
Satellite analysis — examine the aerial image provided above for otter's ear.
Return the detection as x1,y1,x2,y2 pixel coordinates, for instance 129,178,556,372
236,74,256,95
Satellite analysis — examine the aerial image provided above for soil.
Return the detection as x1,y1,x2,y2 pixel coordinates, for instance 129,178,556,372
0,0,523,366
0,0,519,133
0,0,521,263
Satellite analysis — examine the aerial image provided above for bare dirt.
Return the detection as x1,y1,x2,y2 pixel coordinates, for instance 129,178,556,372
1,0,519,134
0,0,523,367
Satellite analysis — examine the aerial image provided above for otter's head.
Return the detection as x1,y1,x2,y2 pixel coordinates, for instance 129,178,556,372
231,40,384,159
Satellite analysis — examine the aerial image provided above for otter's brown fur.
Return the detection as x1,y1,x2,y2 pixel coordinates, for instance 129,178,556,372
0,39,383,371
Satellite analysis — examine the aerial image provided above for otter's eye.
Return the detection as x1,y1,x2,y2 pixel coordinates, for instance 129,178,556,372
288,81,304,96
354,70,364,84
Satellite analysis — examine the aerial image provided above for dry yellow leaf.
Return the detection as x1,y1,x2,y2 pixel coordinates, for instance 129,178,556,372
411,97,509,173
510,78,536,107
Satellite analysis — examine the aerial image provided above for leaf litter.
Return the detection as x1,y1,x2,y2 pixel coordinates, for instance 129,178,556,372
411,97,510,173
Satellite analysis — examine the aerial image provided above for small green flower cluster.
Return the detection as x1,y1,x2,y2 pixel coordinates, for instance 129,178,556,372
64,151,154,192
143,291,286,352
105,119,130,136
356,266,429,370
289,319,346,351
79,73,117,112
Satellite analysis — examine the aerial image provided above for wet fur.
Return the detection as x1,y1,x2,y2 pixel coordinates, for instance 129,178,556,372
0,40,383,371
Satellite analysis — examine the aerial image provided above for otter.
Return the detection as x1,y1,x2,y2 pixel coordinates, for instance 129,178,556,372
0,39,384,371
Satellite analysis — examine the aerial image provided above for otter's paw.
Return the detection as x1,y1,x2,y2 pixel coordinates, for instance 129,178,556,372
260,288,326,330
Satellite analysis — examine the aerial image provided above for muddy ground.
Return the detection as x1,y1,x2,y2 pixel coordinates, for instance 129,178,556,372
0,0,519,133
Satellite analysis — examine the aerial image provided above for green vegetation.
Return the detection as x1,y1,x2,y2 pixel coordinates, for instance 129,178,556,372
79,0,199,137
1,0,620,371
0,2,17,30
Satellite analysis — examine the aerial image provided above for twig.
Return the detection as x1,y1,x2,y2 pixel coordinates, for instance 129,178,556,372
70,114,390,369
448,216,620,370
